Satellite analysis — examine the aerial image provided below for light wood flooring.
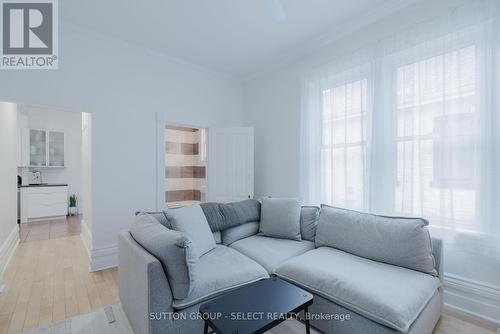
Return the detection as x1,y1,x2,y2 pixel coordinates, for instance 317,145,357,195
0,234,498,334
23,304,134,334
0,235,118,334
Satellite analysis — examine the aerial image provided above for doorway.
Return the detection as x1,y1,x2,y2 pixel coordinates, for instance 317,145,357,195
164,124,207,208
13,104,92,244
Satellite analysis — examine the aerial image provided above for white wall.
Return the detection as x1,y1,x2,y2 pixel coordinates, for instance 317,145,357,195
243,69,302,199
243,0,500,324
19,106,83,211
0,22,244,270
0,102,19,292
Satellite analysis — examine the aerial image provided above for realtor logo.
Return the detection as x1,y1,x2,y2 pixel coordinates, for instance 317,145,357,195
1,0,58,69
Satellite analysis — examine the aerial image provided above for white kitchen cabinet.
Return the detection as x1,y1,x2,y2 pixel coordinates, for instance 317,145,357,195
24,129,65,167
29,129,47,166
48,131,64,166
20,186,68,222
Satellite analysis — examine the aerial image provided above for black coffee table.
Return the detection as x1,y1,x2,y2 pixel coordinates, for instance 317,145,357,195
199,277,313,334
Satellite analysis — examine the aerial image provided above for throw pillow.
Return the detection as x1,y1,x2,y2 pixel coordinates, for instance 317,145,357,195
259,197,301,240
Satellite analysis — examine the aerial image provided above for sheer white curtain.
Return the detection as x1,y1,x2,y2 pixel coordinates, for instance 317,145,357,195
301,63,372,210
301,0,500,286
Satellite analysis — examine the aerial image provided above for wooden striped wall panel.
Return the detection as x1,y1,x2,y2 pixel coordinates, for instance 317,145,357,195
165,190,202,202
164,126,206,205
165,166,206,178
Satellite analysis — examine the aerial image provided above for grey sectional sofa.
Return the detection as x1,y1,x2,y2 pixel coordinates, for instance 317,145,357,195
118,200,443,334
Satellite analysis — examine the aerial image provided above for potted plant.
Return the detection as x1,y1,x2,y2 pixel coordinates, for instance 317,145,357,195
68,194,78,216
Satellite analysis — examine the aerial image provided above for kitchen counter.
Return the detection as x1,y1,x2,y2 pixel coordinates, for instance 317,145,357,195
19,185,69,223
18,183,68,188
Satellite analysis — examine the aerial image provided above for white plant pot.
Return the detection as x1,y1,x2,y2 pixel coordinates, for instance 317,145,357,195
68,206,78,216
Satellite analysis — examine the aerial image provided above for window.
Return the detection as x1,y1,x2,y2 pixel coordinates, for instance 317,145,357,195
301,12,499,290
395,46,478,231
321,79,368,210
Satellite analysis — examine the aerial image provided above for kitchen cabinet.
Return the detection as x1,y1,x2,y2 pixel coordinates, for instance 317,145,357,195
48,131,64,166
24,129,65,167
20,186,68,222
29,129,47,166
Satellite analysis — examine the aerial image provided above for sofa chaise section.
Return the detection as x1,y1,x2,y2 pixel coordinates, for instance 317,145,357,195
273,205,444,334
274,246,442,333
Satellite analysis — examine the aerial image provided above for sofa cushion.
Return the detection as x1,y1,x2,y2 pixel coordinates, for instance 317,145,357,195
229,235,315,273
275,247,441,332
200,202,223,232
300,206,320,241
164,204,216,257
213,231,222,244
316,205,437,276
221,221,259,246
172,245,268,309
130,213,198,300
200,199,261,232
259,198,302,241
220,199,260,228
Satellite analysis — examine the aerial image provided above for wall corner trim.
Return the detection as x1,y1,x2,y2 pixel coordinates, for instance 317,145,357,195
80,219,92,259
0,224,20,293
90,243,118,272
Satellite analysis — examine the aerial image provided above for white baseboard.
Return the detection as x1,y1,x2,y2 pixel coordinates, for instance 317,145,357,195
90,244,117,272
24,215,67,223
0,224,20,293
80,219,92,259
443,273,500,326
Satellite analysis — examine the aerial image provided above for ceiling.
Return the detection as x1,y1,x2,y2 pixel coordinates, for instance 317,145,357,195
61,0,417,77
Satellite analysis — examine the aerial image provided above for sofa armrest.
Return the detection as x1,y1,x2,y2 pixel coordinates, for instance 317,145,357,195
431,237,443,283
118,231,174,334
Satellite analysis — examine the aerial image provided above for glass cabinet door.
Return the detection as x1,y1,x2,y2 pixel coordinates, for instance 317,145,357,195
29,129,47,166
49,131,64,166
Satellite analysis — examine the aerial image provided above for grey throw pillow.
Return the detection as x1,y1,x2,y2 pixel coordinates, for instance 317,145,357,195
259,198,301,240
135,211,170,228
130,213,198,299
316,205,437,276
163,204,216,257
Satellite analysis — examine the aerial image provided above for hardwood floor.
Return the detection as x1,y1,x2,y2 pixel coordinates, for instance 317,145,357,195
0,235,118,334
19,216,82,243
435,312,499,334
0,234,497,334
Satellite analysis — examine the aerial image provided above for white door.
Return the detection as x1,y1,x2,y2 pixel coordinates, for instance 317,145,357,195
208,127,254,203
